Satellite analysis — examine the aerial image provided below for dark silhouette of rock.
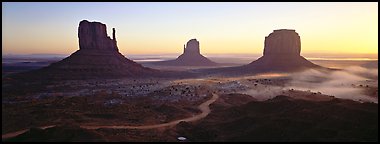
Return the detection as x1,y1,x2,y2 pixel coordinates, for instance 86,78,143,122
152,39,218,66
183,39,200,54
263,29,301,56
12,20,158,80
242,29,320,72
202,29,324,75
78,20,118,51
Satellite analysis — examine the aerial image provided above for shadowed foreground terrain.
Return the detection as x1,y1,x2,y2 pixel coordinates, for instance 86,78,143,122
175,94,378,142
3,94,377,142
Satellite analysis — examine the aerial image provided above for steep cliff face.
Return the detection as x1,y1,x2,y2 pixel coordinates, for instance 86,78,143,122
154,39,217,66
183,39,200,55
18,20,158,80
78,20,118,51
263,29,301,56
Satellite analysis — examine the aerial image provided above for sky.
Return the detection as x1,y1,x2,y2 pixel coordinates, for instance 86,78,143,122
2,2,378,56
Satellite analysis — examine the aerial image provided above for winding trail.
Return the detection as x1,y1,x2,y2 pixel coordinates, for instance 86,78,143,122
2,93,219,140
2,125,55,140
81,93,219,130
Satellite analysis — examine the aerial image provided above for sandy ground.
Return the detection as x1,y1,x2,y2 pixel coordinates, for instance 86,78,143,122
2,94,219,139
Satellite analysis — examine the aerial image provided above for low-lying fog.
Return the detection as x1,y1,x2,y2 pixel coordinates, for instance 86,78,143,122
243,66,378,103
3,54,378,104
289,66,377,101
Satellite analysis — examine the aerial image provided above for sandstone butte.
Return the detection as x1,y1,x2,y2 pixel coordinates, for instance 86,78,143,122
153,39,218,66
241,29,321,72
12,20,158,80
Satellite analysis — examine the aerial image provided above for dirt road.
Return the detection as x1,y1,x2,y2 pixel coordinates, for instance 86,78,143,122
2,93,219,139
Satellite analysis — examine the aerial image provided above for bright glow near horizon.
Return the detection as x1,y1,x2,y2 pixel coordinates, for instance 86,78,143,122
2,2,378,56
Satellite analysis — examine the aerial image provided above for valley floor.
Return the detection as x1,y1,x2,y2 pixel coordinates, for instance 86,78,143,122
2,58,378,142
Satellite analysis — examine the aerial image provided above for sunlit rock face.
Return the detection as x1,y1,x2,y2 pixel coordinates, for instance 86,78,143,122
27,20,157,79
154,39,217,66
243,29,321,72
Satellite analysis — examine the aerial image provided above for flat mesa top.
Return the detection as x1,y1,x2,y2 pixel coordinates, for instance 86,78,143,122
273,29,296,32
79,20,106,26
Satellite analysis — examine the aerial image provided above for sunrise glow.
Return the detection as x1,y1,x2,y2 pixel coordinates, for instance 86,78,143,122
2,2,378,56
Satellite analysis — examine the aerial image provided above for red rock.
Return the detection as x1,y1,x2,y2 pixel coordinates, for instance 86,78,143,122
17,20,159,80
263,29,301,56
184,39,200,55
240,29,321,72
78,20,117,51
248,29,319,70
204,29,325,75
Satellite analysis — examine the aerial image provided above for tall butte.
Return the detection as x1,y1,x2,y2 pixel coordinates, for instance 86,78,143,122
153,39,217,66
206,29,323,75
17,20,157,80
240,29,321,72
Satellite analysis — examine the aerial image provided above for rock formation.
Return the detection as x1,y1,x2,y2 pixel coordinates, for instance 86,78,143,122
203,29,323,75
183,39,200,54
78,20,118,51
241,29,320,72
153,39,217,66
15,20,158,80
263,29,301,56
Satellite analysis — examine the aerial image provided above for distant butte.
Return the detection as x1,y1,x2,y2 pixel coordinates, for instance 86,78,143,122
153,39,218,66
13,20,158,80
